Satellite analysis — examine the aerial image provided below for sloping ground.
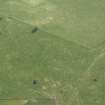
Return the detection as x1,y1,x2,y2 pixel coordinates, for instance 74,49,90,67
0,0,105,105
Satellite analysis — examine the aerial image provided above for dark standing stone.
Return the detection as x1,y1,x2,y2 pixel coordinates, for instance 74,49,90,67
33,80,37,85
31,27,38,33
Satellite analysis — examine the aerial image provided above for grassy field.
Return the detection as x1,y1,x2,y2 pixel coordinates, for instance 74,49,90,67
0,0,105,105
